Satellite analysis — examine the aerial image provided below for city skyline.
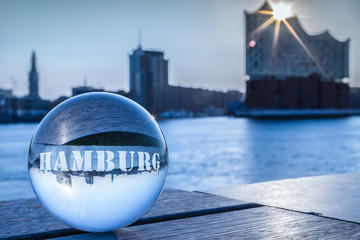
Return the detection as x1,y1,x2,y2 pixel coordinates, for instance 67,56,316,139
1,0,360,100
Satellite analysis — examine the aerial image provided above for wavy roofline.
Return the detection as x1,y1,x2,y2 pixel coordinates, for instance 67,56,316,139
245,1,350,43
287,14,350,43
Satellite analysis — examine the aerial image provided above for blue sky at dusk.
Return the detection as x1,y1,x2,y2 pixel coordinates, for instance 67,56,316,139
0,0,359,100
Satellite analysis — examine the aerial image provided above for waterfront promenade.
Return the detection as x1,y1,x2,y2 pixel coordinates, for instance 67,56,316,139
2,172,360,239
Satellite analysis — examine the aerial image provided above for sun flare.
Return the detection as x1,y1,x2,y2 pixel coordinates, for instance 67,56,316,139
272,2,293,21
252,1,329,80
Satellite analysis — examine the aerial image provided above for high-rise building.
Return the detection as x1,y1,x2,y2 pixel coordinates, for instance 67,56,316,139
129,45,168,113
28,51,40,99
129,44,242,115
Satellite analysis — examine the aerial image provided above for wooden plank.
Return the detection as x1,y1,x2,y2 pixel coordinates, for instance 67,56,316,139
0,188,250,239
51,207,360,240
201,172,360,223
49,233,118,240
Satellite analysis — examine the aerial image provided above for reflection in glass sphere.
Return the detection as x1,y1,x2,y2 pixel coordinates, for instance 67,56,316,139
28,92,168,232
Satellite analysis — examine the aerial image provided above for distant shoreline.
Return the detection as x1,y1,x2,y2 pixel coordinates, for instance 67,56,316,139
234,109,360,119
2,109,360,123
0,117,44,124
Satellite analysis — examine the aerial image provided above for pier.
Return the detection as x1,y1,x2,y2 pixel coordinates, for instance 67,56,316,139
2,172,360,239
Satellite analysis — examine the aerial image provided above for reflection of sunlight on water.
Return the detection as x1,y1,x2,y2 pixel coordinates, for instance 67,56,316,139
160,117,360,191
5,117,360,201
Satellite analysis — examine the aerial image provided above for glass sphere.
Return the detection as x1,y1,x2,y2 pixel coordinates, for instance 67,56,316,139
28,92,168,232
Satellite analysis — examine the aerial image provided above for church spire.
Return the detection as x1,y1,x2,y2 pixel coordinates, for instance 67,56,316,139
31,50,37,72
28,50,40,99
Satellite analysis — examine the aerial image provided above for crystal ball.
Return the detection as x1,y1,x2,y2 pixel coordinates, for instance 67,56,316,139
28,92,168,232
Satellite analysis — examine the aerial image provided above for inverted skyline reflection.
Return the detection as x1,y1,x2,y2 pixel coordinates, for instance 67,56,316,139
28,92,168,232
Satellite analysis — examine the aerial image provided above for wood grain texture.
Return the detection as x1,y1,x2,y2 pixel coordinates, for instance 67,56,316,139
52,207,360,240
0,188,247,239
201,172,360,223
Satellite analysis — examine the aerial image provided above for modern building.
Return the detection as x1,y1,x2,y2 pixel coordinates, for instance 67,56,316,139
1,45,242,122
0,89,14,122
129,45,168,113
0,89,13,99
28,51,40,99
245,1,350,109
129,45,242,115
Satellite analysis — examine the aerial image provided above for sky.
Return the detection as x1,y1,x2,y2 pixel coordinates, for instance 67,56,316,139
0,0,359,100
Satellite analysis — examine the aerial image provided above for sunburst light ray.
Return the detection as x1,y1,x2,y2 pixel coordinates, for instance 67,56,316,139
249,16,275,38
252,1,328,79
283,19,329,79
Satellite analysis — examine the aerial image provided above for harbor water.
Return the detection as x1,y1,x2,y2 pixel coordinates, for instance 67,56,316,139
1,116,360,201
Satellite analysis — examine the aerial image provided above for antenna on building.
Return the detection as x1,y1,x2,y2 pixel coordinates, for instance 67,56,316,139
138,30,142,48
11,76,17,96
